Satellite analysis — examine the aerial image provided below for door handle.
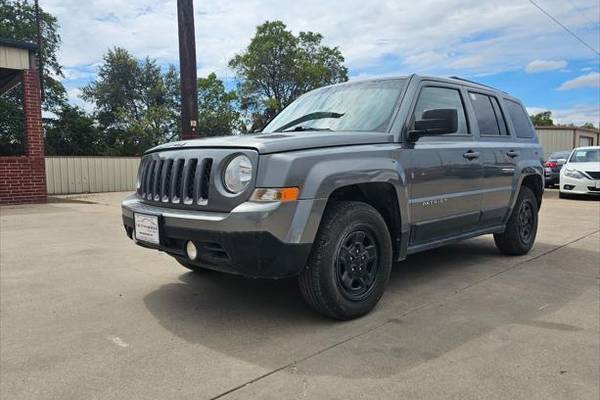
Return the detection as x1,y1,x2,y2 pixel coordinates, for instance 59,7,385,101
463,150,480,160
506,150,520,158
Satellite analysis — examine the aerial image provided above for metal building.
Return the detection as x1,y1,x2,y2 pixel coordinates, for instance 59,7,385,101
535,126,600,159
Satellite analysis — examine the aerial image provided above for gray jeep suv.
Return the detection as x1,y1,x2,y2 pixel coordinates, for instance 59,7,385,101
122,75,544,320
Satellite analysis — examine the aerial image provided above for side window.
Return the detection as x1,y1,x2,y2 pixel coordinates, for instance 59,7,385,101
505,99,535,138
412,87,468,134
468,92,500,135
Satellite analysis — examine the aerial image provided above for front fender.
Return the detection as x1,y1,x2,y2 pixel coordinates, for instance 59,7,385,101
256,144,410,245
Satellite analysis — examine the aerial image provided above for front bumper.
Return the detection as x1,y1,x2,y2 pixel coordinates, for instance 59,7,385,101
559,176,600,196
122,194,325,278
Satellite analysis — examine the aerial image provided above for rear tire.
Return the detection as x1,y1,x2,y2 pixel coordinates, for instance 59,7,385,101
494,186,538,255
298,201,392,320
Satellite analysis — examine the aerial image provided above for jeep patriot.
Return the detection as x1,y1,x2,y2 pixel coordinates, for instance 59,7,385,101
122,75,544,320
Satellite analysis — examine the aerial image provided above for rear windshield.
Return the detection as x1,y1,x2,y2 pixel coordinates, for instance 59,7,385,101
549,151,571,160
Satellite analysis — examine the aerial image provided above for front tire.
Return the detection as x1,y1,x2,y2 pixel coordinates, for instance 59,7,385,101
298,201,392,320
494,186,538,255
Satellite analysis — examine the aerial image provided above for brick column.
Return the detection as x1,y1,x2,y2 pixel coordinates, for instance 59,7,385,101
0,68,47,204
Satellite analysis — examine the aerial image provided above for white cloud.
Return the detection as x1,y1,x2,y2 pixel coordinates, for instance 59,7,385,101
558,72,600,90
41,0,600,80
525,59,567,73
527,105,599,127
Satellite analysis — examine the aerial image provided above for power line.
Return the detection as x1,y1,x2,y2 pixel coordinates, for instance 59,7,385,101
527,0,600,56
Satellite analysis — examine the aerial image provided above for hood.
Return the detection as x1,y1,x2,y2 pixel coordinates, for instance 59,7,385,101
566,162,600,172
146,131,394,155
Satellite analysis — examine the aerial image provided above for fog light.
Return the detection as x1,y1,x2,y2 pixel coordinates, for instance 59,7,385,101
186,241,198,260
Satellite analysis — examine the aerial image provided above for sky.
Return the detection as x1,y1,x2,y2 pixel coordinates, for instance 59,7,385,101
42,0,600,127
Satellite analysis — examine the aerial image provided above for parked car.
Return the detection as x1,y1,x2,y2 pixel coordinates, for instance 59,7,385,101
559,146,600,198
122,75,544,320
544,151,571,187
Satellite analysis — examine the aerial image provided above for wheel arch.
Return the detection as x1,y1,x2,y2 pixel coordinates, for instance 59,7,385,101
324,182,405,260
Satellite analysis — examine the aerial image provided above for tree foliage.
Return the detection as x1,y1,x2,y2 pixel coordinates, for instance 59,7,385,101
81,48,180,155
529,111,554,127
0,85,25,155
45,105,98,155
229,20,348,131
197,73,239,136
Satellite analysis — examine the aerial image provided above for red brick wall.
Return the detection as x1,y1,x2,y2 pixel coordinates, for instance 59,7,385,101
0,68,47,204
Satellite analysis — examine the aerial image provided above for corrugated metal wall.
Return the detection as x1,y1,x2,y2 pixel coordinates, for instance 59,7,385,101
45,157,140,195
536,129,575,158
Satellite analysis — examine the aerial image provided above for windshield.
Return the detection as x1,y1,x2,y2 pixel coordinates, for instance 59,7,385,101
263,79,407,133
569,148,600,163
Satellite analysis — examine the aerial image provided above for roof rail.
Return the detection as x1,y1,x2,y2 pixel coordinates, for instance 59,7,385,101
448,76,504,92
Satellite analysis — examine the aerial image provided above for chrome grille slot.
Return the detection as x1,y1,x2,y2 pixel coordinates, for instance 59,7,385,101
137,155,214,207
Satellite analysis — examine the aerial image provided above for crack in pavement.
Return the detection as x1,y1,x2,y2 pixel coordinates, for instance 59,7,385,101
209,229,600,400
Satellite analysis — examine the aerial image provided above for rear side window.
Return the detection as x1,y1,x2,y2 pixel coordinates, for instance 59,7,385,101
468,92,505,136
412,86,469,134
505,100,535,138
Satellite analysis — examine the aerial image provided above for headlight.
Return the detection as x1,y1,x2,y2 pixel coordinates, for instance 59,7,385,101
223,154,253,193
564,168,584,179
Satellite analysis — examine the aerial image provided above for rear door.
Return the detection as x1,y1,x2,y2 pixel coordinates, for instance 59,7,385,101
465,91,515,227
406,83,483,246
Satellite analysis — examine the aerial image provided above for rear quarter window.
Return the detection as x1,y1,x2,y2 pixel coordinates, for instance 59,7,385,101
505,99,536,139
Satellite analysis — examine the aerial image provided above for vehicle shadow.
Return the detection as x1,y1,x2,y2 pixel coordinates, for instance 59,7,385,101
142,238,595,379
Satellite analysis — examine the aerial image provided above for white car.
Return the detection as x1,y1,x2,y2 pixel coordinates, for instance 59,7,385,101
559,146,600,198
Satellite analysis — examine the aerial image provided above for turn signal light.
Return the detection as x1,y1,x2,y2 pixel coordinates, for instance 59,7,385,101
250,187,300,202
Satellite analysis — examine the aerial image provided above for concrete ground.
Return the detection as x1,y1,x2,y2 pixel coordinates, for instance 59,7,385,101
1,190,598,400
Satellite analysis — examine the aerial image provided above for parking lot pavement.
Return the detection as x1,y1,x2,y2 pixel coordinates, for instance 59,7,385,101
1,192,598,400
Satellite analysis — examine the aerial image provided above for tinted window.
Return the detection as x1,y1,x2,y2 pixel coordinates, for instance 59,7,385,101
549,151,571,160
505,100,535,138
468,92,500,135
412,87,468,134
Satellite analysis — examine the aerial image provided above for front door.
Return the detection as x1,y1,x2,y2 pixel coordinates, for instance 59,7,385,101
406,84,483,246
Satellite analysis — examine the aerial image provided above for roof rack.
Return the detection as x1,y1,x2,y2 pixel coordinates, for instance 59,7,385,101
448,76,504,92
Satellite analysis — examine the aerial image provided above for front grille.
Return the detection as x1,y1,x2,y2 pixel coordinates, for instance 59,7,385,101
138,156,213,205
585,171,600,180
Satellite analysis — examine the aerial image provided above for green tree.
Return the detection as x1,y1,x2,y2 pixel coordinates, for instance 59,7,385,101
581,122,597,129
530,111,554,127
0,0,66,111
82,48,180,155
45,105,98,155
197,73,239,136
0,85,25,155
229,20,348,131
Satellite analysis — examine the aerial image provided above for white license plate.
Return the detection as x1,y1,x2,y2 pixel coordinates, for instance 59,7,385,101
596,181,600,189
134,213,160,244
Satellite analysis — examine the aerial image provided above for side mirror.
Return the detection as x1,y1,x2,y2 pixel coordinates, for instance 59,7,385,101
409,108,458,140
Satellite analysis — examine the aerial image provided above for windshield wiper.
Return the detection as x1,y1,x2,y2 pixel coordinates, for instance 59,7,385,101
282,126,333,132
273,111,344,132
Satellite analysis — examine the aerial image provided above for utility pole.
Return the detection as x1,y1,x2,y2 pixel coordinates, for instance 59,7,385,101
34,0,44,101
177,0,198,140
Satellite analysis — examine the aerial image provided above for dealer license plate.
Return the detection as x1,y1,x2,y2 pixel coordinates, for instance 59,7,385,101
134,213,160,244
